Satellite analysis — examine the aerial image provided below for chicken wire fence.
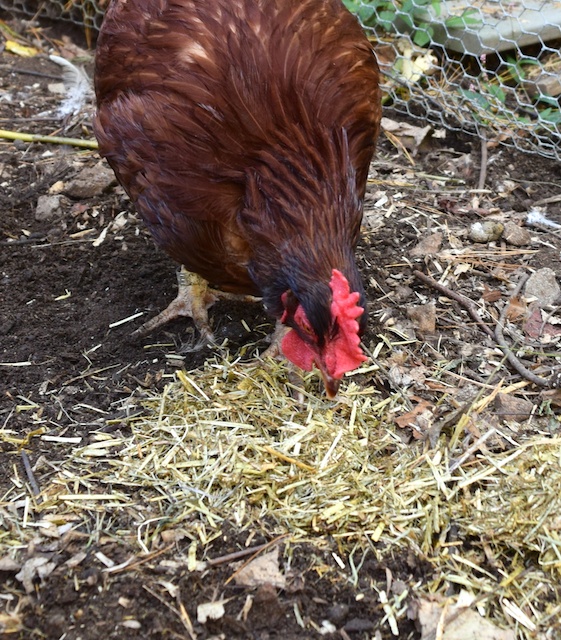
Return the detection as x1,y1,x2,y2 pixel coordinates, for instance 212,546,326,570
2,0,561,161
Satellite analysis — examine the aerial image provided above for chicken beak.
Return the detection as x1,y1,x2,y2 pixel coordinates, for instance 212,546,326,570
321,371,341,400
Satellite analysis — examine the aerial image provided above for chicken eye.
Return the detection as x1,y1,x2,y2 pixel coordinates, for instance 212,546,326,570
302,320,313,334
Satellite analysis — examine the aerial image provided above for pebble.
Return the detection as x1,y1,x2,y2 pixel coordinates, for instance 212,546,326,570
64,161,116,198
494,393,534,423
327,603,349,625
524,268,561,307
35,194,63,221
469,220,504,243
406,302,436,334
503,221,531,246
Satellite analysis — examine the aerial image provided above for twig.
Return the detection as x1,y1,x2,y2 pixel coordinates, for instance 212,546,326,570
0,129,98,149
478,133,488,191
21,450,41,499
208,542,275,566
534,194,561,206
448,428,497,473
143,584,196,640
223,534,290,585
414,270,561,389
106,543,175,574
9,67,62,81
413,270,494,339
495,275,561,388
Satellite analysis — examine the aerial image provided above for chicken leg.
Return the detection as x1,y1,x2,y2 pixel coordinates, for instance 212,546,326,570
133,267,261,347
133,267,217,344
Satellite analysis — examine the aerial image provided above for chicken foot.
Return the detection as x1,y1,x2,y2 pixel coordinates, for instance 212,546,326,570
259,320,289,359
133,267,260,348
132,267,218,344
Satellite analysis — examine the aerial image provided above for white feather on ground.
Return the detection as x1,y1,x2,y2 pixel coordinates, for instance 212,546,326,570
49,54,93,118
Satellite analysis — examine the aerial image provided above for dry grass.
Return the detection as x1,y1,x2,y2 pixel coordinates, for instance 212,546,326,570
2,347,561,637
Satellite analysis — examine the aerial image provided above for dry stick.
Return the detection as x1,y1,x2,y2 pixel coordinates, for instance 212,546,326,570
0,128,98,149
413,270,560,389
107,543,175,575
208,539,287,566
222,534,290,585
478,132,488,191
495,274,561,389
21,450,41,500
413,270,495,339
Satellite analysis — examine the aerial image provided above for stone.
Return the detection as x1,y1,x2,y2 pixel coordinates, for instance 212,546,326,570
524,268,561,307
64,161,116,199
503,221,531,246
35,194,63,221
494,393,533,422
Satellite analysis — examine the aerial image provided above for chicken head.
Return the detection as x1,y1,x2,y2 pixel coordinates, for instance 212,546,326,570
280,269,366,398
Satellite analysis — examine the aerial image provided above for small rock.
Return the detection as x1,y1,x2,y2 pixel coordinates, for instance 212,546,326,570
503,221,531,246
406,302,436,334
327,603,349,625
410,232,443,257
393,285,414,302
344,618,374,633
494,393,533,422
64,161,116,198
469,220,504,243
35,194,63,221
0,556,21,571
524,268,561,307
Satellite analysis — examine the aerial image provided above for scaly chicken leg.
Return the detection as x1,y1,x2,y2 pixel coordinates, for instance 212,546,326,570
133,267,217,343
133,267,261,347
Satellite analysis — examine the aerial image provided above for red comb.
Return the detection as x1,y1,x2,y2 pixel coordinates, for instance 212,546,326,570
324,269,367,378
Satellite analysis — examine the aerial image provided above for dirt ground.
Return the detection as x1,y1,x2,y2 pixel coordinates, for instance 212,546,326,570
1,14,561,640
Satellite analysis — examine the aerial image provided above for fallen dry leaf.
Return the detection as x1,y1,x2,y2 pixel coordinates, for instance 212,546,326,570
505,295,527,322
415,594,516,640
233,547,286,589
395,399,433,436
481,285,502,303
524,306,561,339
197,599,227,624
410,232,443,257
15,557,57,594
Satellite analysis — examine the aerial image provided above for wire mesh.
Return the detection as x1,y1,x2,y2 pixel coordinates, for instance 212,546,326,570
1,0,560,160
350,0,561,161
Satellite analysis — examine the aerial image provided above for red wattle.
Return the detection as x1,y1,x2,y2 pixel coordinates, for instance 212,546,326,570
281,329,316,371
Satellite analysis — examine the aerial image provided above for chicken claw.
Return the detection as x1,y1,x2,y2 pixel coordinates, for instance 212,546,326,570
132,267,217,343
259,321,289,360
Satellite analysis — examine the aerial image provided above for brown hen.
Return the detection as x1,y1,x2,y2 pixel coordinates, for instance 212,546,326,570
94,0,382,397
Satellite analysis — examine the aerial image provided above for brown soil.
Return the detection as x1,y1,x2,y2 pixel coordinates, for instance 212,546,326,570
1,15,561,640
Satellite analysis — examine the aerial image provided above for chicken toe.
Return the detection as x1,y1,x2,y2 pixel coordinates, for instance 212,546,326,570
259,320,289,360
133,267,217,343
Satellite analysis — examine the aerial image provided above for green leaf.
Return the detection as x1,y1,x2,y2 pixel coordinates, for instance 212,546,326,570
487,84,506,103
342,0,359,12
460,88,490,110
538,95,560,108
445,9,481,29
540,108,561,125
413,25,433,47
357,5,377,25
377,9,397,30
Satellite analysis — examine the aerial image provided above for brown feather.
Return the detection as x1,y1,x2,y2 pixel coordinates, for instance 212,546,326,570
95,0,381,332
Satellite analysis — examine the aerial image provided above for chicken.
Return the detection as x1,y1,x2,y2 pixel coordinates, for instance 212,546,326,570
94,0,382,398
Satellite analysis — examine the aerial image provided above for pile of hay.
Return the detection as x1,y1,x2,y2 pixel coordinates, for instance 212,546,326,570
2,352,561,636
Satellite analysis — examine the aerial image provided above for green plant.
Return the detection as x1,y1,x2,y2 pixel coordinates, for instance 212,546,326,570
343,0,480,47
